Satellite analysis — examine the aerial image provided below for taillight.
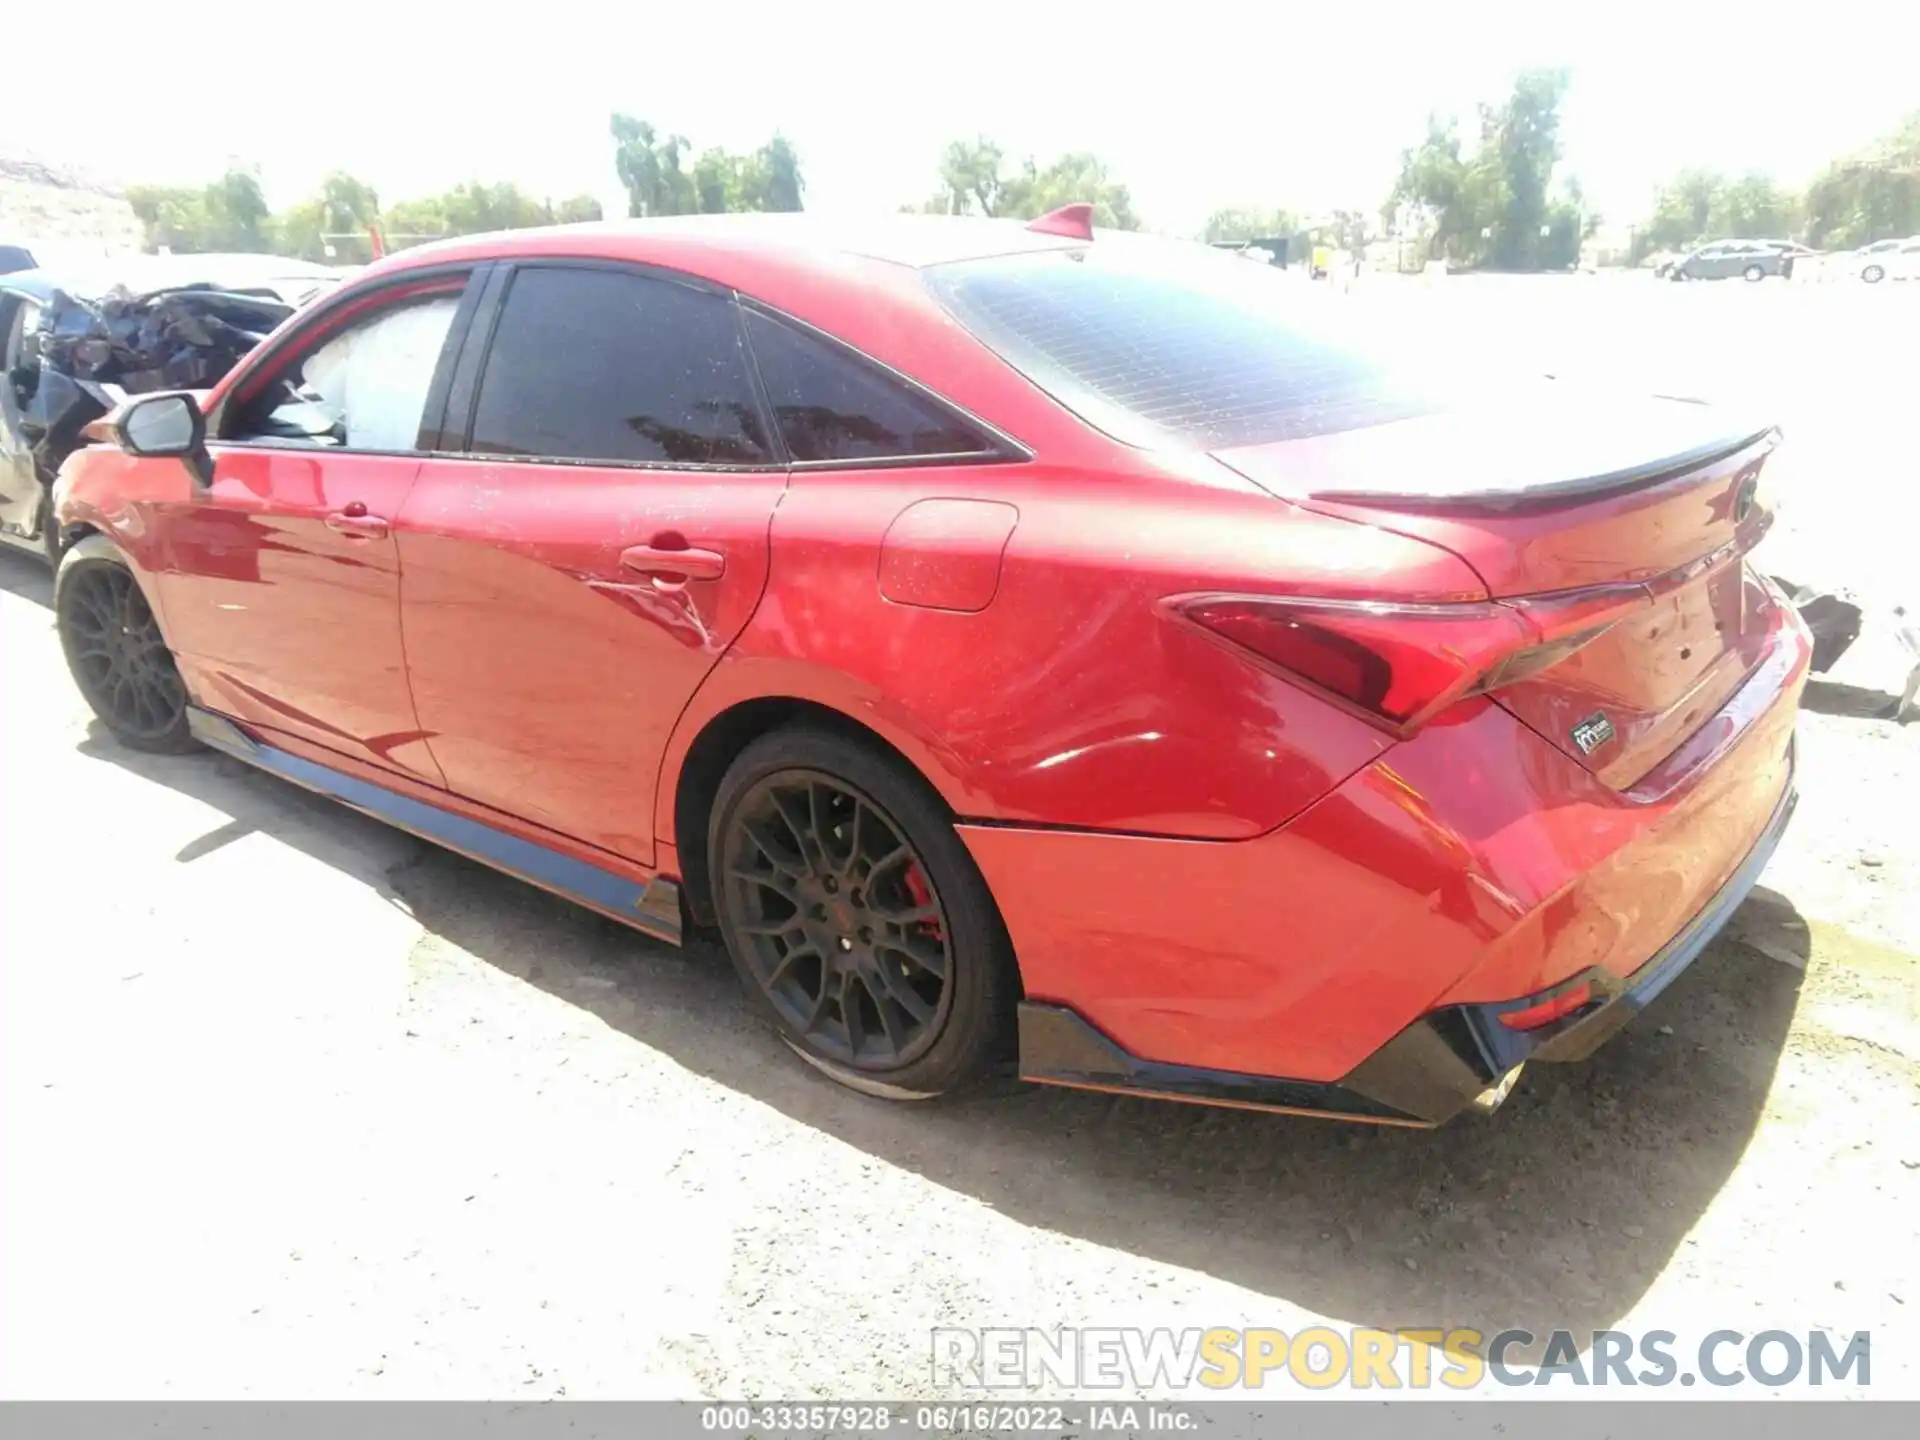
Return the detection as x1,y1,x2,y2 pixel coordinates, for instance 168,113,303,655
1168,583,1649,736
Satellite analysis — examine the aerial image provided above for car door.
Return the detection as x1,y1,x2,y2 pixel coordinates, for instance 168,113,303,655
394,262,789,864
152,273,477,781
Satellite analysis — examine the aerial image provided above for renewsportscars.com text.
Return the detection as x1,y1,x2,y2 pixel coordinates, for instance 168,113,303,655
932,1326,1871,1391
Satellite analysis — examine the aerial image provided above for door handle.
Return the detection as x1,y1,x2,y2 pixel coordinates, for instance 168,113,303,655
325,504,389,540
620,543,726,582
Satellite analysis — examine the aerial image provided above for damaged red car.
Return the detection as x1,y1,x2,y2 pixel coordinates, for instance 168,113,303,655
50,212,1809,1124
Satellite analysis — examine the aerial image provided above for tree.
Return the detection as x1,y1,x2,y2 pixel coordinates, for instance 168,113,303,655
611,113,695,217
377,181,554,244
1802,112,1919,249
1386,116,1473,262
692,148,742,213
126,168,273,254
1709,172,1796,240
1635,168,1723,258
554,194,604,224
613,114,803,216
126,185,210,253
1485,69,1568,268
1630,169,1802,262
276,171,382,261
747,135,805,212
441,182,553,234
909,141,1139,228
1203,206,1298,243
1328,209,1371,253
1626,113,1917,259
1541,176,1599,269
1385,72,1581,270
999,152,1140,229
928,138,1006,216
381,194,449,243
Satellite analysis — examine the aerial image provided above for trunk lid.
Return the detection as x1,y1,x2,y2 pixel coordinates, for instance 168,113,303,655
1216,392,1784,789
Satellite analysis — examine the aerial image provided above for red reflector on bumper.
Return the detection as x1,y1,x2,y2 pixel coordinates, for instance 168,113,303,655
1497,981,1595,1031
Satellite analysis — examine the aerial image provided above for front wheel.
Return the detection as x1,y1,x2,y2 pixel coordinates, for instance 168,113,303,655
709,725,1016,1099
55,535,195,753
1862,264,1886,284
1743,264,1766,282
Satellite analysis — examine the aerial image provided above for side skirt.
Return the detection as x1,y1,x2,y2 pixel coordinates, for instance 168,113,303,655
1016,1003,1432,1128
187,708,682,945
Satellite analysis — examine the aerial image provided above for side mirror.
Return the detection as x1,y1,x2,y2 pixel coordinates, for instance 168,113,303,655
115,392,213,485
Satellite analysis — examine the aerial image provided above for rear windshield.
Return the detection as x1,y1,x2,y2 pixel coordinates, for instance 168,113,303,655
925,236,1449,451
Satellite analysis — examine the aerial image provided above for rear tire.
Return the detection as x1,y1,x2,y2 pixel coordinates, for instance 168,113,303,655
55,535,196,754
1862,264,1885,284
1743,263,1766,282
708,724,1016,1099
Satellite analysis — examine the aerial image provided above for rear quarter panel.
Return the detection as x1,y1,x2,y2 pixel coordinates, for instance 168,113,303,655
658,457,1489,844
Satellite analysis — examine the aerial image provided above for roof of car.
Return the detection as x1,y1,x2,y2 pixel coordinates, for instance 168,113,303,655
373,212,1087,277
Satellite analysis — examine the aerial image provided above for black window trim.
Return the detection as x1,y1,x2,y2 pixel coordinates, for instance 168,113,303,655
734,295,1032,470
204,260,488,458
447,257,786,475
377,255,1032,476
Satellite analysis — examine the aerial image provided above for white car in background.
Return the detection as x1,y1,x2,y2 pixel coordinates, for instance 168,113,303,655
1853,236,1920,283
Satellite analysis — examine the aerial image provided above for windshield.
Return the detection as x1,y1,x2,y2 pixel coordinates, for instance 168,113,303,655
925,235,1455,451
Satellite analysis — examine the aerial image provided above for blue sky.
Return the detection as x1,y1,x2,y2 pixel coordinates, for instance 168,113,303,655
18,0,1918,235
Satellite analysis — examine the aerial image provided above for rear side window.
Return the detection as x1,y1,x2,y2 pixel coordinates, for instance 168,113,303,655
926,238,1448,451
471,267,773,467
743,308,995,463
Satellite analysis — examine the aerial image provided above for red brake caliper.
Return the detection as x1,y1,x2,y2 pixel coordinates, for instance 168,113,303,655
903,863,942,939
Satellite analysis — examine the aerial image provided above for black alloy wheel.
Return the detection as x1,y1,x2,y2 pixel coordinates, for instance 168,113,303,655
56,540,193,752
721,768,954,1070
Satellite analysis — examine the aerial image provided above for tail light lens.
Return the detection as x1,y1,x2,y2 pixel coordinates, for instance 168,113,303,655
1169,583,1650,737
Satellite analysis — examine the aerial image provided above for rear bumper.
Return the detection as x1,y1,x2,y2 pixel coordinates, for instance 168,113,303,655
967,600,1810,1120
1015,764,1796,1126
1341,761,1796,1123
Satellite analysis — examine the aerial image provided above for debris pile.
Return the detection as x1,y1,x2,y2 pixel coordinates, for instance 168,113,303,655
9,284,291,481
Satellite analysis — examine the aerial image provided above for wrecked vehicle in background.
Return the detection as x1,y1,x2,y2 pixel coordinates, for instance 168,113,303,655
2,254,344,563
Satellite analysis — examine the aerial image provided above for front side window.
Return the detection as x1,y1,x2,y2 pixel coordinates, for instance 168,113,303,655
743,309,996,462
469,267,772,467
230,293,462,451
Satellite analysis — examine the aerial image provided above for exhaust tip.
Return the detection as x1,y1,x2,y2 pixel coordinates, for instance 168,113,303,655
1470,1064,1526,1116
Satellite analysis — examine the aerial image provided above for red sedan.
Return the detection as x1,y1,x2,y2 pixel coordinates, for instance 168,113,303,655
51,209,1808,1124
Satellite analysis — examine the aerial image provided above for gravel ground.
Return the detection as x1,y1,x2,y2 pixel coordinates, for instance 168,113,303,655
1,273,1915,1403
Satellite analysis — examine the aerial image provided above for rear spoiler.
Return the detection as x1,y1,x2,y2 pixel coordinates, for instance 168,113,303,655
1218,392,1778,514
1310,426,1780,513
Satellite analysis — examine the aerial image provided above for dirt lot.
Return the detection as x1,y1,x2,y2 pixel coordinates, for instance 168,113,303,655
1,272,1915,1402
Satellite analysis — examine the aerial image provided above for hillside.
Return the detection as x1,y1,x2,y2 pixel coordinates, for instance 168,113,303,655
1,155,144,262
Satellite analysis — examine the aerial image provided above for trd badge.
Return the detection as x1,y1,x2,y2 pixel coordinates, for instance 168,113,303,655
1571,712,1616,755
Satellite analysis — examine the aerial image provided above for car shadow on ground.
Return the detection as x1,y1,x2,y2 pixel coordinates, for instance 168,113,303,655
0,549,53,606
80,727,1812,1348
1802,676,1904,720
